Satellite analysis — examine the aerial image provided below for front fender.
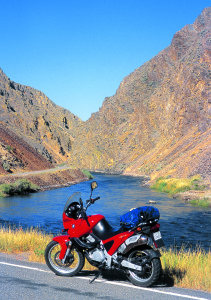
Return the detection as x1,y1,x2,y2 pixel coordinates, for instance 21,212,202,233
53,235,70,259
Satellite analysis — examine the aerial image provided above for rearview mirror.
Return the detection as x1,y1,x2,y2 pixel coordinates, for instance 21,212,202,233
91,181,97,191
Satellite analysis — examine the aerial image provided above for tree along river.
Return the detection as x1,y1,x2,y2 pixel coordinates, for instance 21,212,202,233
0,173,211,250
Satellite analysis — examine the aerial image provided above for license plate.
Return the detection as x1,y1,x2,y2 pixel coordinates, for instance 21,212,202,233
153,231,162,241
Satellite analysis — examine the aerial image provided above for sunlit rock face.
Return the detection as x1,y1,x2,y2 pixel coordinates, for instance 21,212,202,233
68,8,211,182
0,68,82,164
1,8,211,182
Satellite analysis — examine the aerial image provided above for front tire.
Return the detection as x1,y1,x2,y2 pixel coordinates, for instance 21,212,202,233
45,240,84,276
126,248,161,287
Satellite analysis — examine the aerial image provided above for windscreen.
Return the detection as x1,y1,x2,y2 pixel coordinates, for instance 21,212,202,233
63,192,81,212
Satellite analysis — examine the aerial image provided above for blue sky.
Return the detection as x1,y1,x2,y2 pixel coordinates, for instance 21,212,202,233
1,1,210,121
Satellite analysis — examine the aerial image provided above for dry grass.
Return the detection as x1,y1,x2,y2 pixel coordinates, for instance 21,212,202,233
0,226,210,291
161,246,211,292
0,226,52,263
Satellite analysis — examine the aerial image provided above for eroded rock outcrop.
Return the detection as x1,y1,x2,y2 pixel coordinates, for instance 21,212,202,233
0,70,82,164
0,123,53,173
2,8,211,184
68,7,211,182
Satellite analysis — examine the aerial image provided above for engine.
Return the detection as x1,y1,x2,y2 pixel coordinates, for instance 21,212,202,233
85,234,106,263
88,248,105,263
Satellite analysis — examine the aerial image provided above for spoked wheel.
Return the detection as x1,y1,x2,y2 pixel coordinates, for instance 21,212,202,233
127,248,161,287
45,240,84,276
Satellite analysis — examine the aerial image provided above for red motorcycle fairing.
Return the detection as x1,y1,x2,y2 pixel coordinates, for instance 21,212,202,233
53,235,70,260
63,213,105,238
102,231,134,256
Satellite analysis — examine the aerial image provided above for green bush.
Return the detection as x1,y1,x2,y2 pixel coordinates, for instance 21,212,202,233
2,162,11,172
0,180,39,196
151,175,204,195
189,198,210,207
6,145,13,151
0,183,16,195
82,169,94,179
151,177,193,195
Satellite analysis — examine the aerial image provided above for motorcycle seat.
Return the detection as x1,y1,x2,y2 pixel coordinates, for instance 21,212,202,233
92,218,124,240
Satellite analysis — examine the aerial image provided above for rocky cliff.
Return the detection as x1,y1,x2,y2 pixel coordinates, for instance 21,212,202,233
0,122,53,173
68,7,211,182
1,7,211,183
0,69,82,164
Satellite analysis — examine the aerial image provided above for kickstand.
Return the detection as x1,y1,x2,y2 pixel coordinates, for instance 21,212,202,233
89,268,102,284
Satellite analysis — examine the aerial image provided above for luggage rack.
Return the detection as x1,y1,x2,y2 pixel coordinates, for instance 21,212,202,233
128,218,159,232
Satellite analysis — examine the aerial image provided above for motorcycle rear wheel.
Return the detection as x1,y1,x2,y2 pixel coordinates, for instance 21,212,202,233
45,240,84,276
127,248,161,287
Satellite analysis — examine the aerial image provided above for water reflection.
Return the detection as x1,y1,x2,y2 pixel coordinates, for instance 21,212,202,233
0,173,211,250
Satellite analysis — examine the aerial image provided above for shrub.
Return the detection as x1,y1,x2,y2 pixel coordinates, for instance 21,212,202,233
6,145,13,151
189,198,210,207
151,176,203,195
0,183,16,195
2,162,11,172
15,179,32,194
0,179,39,196
82,169,94,179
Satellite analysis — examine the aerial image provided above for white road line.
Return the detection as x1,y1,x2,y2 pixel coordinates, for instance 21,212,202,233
0,261,51,273
76,276,210,300
0,261,210,300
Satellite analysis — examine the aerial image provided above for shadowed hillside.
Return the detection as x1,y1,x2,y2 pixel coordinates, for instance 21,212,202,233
0,69,82,164
68,7,211,183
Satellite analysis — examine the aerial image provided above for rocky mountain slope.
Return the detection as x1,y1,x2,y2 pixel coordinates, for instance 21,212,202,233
68,7,211,182
0,122,52,173
1,7,211,184
0,69,82,164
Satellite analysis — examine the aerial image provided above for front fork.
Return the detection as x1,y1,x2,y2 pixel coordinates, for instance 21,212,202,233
62,240,72,264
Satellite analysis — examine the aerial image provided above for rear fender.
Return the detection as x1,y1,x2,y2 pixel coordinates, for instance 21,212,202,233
148,249,161,259
127,245,161,260
53,235,70,259
125,246,161,267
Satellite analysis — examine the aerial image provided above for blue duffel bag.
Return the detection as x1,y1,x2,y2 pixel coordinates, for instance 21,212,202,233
120,206,160,229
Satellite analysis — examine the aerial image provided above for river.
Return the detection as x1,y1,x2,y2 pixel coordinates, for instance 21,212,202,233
0,173,211,250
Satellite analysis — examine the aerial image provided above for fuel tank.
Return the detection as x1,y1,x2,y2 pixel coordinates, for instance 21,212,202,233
63,213,105,238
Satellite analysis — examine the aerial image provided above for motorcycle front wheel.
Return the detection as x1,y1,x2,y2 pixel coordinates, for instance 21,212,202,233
126,248,161,287
45,240,84,276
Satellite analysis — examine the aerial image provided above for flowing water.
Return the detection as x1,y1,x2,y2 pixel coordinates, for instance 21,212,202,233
0,173,211,250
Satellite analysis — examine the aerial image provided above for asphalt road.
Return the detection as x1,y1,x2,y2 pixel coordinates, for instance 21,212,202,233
0,253,210,300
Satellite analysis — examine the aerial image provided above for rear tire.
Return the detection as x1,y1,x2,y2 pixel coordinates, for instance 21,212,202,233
126,248,161,287
45,240,84,276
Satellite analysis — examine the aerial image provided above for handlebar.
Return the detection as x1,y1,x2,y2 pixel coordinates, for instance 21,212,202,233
92,196,100,202
86,196,100,205
78,196,100,225
77,196,101,215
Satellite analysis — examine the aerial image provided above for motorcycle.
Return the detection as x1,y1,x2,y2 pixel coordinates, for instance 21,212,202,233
45,181,165,287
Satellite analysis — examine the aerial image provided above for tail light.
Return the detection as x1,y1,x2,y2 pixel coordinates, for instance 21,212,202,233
150,223,160,232
136,227,142,231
